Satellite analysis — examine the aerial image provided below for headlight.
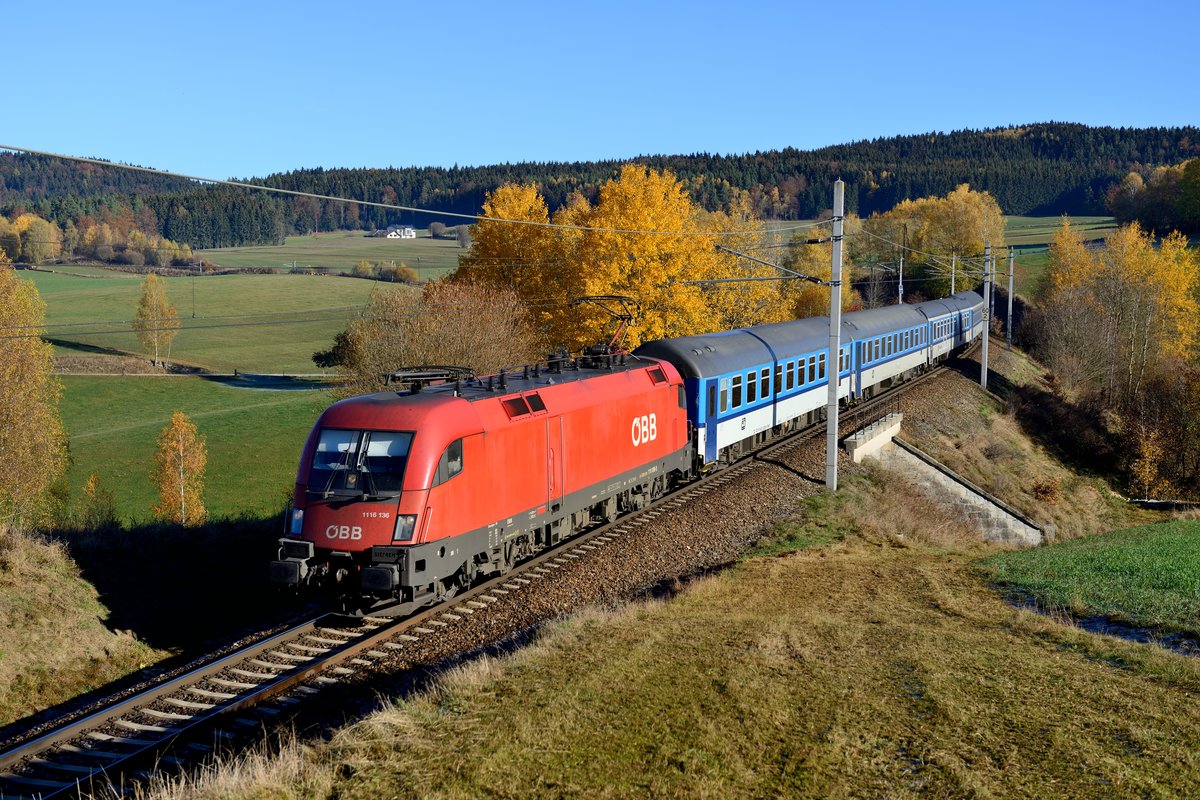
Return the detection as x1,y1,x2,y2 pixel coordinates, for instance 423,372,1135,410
393,514,417,542
289,507,304,536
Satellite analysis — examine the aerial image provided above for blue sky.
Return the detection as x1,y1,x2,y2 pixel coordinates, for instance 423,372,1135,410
7,0,1198,179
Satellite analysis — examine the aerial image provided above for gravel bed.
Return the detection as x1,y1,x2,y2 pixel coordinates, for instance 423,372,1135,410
0,609,323,753
273,415,891,739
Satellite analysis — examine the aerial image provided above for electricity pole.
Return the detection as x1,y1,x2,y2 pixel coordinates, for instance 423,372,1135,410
898,253,904,305
1007,249,1015,350
951,254,956,293
981,243,991,391
825,180,844,491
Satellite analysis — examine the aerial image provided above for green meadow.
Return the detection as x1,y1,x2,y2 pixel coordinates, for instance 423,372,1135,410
59,375,333,522
25,269,380,373
1004,215,1115,296
985,519,1200,637
198,229,464,278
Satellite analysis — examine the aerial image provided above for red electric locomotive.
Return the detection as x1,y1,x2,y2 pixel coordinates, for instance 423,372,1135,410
270,353,693,612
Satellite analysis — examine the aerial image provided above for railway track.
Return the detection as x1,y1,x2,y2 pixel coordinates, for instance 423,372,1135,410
0,357,960,799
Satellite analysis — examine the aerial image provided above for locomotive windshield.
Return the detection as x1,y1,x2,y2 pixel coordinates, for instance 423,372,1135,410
310,429,413,498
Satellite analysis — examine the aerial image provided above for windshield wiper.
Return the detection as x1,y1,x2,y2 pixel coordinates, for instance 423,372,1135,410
321,437,357,498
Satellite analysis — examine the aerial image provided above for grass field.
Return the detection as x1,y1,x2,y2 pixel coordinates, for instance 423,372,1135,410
198,230,465,278
1003,215,1116,248
157,482,1200,798
985,519,1200,636
58,375,333,522
1003,216,1115,297
24,270,380,373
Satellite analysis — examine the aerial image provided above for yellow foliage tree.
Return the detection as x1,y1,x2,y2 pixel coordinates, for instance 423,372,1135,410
1035,220,1199,404
13,213,63,264
780,231,861,318
132,273,181,366
1040,217,1094,298
864,184,1005,299
152,411,207,525
1129,424,1169,499
697,211,794,332
455,167,792,351
458,183,559,299
0,267,69,528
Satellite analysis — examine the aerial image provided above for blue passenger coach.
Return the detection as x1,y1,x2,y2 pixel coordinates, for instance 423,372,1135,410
634,291,984,469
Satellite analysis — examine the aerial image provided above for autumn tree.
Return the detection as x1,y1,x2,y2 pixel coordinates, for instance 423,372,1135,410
0,267,69,528
458,183,557,299
697,210,794,333
14,214,63,264
862,184,1005,299
1034,220,1199,406
455,167,792,351
79,473,118,531
1129,424,1169,499
779,227,861,318
324,281,540,397
152,411,207,525
132,273,182,366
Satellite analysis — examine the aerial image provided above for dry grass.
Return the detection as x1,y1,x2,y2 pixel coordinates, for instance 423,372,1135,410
131,733,332,800
902,345,1154,540
0,525,160,725
142,471,1200,799
315,548,1200,798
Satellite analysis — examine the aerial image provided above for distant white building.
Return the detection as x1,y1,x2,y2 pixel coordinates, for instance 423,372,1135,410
386,226,417,239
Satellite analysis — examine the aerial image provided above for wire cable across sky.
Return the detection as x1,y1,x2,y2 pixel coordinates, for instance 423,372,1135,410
0,144,832,239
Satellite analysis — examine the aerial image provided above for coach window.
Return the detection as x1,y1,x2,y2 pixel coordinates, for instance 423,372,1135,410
732,375,743,408
786,361,795,391
760,368,770,399
433,439,464,486
774,364,783,396
720,379,729,413
747,371,757,404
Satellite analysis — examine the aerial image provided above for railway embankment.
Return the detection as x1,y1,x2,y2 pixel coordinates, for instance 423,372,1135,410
130,344,1200,799
0,527,161,728
8,340,1195,797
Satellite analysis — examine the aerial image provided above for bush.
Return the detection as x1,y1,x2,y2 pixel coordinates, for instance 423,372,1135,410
1032,478,1061,504
120,249,146,267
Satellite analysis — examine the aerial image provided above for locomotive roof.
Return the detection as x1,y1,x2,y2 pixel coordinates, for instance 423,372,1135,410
341,355,664,409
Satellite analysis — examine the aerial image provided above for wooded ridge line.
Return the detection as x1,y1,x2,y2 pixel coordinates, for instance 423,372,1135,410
1,122,1197,250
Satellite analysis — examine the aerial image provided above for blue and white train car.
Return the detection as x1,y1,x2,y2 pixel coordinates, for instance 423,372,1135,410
635,291,984,469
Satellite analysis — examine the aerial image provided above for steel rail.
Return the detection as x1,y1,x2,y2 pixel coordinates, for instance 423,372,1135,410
0,351,969,799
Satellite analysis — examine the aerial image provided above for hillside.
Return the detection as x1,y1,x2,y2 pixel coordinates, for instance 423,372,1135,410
137,346,1199,799
3,123,1197,249
0,528,160,726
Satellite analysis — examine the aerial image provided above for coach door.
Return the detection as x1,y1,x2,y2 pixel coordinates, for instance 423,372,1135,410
547,417,564,515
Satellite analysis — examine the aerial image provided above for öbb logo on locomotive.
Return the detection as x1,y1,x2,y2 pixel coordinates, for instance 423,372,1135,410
270,290,984,615
326,525,364,540
632,413,658,446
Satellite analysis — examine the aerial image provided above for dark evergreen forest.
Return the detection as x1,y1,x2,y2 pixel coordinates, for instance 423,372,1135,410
2,123,1197,249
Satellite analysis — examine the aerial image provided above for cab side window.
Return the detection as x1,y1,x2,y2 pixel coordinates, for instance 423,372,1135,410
433,439,464,486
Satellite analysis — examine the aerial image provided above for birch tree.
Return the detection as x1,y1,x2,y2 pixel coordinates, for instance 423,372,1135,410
132,273,181,366
0,267,69,528
152,411,207,525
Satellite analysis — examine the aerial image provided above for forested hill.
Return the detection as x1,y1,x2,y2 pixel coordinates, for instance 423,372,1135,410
2,123,1198,249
